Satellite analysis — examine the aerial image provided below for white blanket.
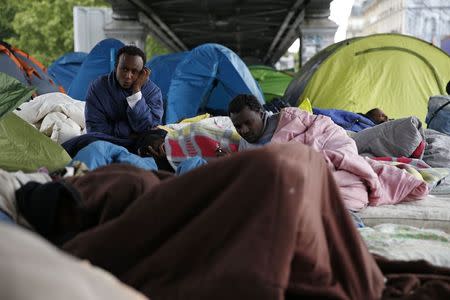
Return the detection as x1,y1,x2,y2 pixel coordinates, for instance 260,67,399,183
14,92,86,144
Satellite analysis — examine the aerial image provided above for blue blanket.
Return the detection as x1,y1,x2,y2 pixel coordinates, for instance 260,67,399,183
71,141,157,171
313,108,375,132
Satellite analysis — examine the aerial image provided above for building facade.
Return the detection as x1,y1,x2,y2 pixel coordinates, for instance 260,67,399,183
347,0,450,51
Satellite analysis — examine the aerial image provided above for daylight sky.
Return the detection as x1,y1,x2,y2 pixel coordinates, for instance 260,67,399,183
288,0,355,52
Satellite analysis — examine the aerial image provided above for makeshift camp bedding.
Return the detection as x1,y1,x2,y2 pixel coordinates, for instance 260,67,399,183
424,128,450,168
14,92,85,144
0,168,51,227
71,141,157,171
370,158,450,189
0,223,148,300
359,224,450,268
271,108,428,211
165,120,241,169
163,115,235,131
62,145,386,299
351,116,425,158
356,193,450,233
0,113,71,172
313,107,375,132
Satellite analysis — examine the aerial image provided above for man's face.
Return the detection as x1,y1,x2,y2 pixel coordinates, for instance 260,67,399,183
230,107,264,143
115,53,144,89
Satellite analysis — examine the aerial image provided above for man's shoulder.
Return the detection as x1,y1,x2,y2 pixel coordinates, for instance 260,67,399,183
143,78,161,93
86,73,112,102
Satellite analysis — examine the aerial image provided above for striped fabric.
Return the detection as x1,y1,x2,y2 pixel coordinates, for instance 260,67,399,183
165,122,241,169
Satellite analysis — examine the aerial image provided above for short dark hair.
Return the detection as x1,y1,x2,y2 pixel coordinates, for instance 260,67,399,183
115,45,147,68
228,94,263,115
365,108,381,116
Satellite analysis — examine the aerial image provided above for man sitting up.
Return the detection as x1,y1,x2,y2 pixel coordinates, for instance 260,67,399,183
63,45,163,156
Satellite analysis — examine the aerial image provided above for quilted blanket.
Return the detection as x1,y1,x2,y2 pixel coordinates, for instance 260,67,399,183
14,92,85,144
165,122,241,168
360,224,450,268
351,116,425,158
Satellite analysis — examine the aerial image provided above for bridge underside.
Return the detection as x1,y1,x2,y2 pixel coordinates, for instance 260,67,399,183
106,0,336,65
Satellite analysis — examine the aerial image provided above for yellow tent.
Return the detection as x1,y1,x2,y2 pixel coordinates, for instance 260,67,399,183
284,34,450,122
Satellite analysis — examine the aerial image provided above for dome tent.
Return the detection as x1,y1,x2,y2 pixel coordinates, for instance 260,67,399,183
165,43,264,124
146,51,188,102
284,34,450,122
48,52,87,92
249,65,293,103
68,39,124,101
0,41,63,95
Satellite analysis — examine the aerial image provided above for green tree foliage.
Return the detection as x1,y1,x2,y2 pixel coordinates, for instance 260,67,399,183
0,0,19,40
145,35,171,60
4,0,172,67
6,0,108,66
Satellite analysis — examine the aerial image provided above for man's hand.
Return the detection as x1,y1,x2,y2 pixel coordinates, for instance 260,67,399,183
132,67,151,94
215,145,230,158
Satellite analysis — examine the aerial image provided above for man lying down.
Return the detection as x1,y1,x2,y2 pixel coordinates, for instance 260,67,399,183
4,143,450,299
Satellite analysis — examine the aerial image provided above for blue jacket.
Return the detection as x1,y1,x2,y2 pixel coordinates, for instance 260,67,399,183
85,71,163,138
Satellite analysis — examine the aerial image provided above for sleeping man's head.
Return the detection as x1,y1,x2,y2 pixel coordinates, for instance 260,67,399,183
365,108,388,124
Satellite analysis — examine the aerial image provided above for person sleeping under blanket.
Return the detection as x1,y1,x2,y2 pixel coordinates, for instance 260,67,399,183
226,94,427,211
11,144,450,300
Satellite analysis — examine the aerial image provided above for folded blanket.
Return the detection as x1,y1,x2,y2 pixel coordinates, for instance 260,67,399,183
352,117,425,158
14,92,85,144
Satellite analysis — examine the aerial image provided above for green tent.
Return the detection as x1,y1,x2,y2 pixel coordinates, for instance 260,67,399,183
0,72,34,118
249,65,293,102
0,73,71,172
284,34,450,122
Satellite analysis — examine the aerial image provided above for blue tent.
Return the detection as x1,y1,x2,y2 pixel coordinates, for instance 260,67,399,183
48,52,87,92
146,52,188,102
68,39,124,101
165,43,264,123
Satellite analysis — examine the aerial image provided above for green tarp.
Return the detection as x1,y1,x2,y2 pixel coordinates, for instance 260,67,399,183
0,72,34,119
249,65,293,102
0,72,70,172
0,113,71,172
284,34,450,122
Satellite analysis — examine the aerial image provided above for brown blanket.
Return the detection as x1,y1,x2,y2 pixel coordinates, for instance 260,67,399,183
63,143,385,299
376,255,450,299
